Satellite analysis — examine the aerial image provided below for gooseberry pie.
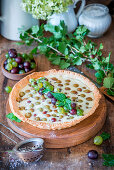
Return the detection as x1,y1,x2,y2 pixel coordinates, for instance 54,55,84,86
9,70,101,130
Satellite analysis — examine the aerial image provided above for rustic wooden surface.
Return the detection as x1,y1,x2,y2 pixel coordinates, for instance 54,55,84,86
0,18,114,170
6,93,107,149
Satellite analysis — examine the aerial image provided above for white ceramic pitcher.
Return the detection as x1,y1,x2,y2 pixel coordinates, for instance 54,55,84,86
48,0,85,33
0,0,39,41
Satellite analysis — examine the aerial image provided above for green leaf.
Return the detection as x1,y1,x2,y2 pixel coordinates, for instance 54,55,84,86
79,46,86,53
107,63,114,71
95,70,105,79
59,60,70,69
86,42,93,50
38,44,47,53
100,132,110,141
58,102,65,107
96,78,103,84
93,62,101,70
64,48,69,55
86,64,94,69
51,92,66,101
64,98,72,110
103,77,114,88
44,23,62,39
48,54,60,65
6,113,21,122
16,42,25,45
97,50,102,56
107,89,114,96
58,42,66,54
44,23,55,33
77,109,84,116
74,25,89,36
30,47,38,54
73,57,82,65
102,154,114,166
52,56,60,65
32,25,39,34
92,49,97,55
99,43,103,50
42,89,50,94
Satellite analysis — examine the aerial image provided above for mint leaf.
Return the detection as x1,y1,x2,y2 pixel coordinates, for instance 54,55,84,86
64,98,72,110
6,113,21,123
42,89,49,94
58,102,65,107
77,109,84,116
101,132,110,141
102,154,114,166
51,92,66,101
103,77,114,88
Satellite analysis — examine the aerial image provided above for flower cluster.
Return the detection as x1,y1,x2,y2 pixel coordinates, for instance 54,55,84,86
21,0,73,20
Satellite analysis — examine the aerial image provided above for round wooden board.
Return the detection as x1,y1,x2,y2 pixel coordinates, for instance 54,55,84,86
6,95,107,148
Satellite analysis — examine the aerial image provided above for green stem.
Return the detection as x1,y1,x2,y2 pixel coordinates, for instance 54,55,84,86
28,33,65,57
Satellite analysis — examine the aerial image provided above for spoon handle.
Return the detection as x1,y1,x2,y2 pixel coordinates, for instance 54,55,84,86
0,130,17,144
0,122,25,141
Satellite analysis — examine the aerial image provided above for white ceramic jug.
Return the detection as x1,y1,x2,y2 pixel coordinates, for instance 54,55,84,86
0,0,39,41
48,0,85,33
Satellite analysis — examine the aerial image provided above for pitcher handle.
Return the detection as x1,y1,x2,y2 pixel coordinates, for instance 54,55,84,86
74,0,85,18
0,16,4,21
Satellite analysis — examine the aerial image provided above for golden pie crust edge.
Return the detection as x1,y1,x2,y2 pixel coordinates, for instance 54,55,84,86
9,69,101,130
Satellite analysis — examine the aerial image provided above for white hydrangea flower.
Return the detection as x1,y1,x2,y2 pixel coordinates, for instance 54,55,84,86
21,0,73,20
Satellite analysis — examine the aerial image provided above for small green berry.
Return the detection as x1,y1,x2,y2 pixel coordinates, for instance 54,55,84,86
5,86,12,93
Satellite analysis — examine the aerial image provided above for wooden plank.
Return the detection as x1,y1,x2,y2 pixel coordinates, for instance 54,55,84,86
0,17,114,170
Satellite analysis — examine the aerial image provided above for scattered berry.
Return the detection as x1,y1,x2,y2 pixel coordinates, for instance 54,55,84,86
8,49,17,58
70,109,76,115
51,97,57,105
5,86,12,93
94,136,103,145
88,150,98,159
47,92,53,98
71,103,76,108
51,118,56,122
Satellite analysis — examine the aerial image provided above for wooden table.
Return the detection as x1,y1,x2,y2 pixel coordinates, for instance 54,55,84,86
0,18,114,170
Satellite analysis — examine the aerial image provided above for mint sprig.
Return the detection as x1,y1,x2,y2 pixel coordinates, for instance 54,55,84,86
6,113,21,123
51,92,72,110
102,154,114,166
51,92,66,101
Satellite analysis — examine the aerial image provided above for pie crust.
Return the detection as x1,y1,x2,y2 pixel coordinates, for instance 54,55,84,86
9,70,101,130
